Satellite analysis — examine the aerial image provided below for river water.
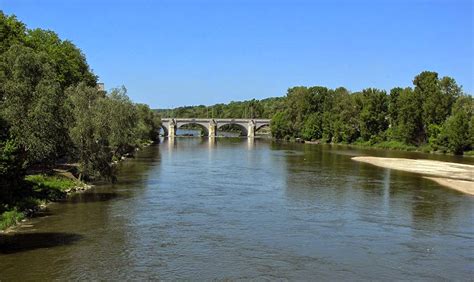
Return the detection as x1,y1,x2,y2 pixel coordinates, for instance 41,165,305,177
1,135,473,280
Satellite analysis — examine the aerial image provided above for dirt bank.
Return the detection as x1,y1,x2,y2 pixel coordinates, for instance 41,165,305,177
352,156,474,195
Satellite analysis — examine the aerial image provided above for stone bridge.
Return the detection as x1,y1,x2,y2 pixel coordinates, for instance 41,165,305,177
161,118,271,137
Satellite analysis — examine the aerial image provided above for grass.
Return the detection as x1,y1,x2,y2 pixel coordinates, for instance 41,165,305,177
464,150,474,156
308,138,473,156
25,174,78,192
352,140,417,151
1,174,80,231
371,140,419,151
0,209,25,231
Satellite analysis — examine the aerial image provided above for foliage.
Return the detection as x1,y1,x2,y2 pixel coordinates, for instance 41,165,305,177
359,88,388,141
301,113,322,141
25,174,78,192
99,87,138,157
391,87,423,145
330,88,360,143
435,96,473,154
156,97,285,119
136,103,162,142
66,83,115,181
0,11,164,228
0,139,25,206
0,11,161,186
271,111,292,139
0,209,25,230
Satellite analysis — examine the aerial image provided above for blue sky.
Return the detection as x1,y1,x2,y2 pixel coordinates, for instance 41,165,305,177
1,0,472,108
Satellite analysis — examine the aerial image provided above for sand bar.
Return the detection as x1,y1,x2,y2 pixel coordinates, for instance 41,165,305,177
352,156,474,195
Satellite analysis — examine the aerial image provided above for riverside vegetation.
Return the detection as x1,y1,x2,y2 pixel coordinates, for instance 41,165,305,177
159,75,473,156
0,12,161,230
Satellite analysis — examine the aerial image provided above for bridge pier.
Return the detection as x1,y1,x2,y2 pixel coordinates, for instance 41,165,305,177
247,120,256,138
168,119,176,137
209,120,217,137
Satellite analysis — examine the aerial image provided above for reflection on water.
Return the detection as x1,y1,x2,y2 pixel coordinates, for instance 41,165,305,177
0,138,473,280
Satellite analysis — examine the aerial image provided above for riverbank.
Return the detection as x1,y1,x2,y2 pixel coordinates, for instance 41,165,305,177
0,140,156,233
352,156,474,195
301,139,474,157
0,173,92,233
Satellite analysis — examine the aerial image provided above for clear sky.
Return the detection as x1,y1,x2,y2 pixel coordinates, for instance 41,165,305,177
1,0,472,108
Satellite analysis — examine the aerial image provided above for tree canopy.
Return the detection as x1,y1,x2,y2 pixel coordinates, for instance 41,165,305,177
0,11,161,208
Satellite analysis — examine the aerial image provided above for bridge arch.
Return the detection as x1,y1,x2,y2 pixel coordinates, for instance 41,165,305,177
160,125,169,137
256,123,270,132
177,122,209,136
217,123,248,136
255,123,270,133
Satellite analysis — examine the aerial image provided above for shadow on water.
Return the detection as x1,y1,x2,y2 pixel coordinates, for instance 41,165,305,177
63,192,121,204
30,210,54,218
0,232,83,254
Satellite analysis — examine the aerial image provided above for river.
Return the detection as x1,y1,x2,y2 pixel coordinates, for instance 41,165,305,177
1,134,473,280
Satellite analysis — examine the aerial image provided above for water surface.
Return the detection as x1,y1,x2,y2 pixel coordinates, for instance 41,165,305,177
1,137,473,280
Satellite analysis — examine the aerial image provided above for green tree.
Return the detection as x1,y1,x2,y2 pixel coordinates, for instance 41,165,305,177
0,139,25,207
413,71,442,128
135,103,161,142
271,111,292,139
437,96,473,154
0,44,67,164
359,88,388,141
66,83,114,181
301,112,322,140
25,28,97,88
330,89,360,143
100,87,138,157
439,76,461,118
393,87,423,144
388,87,403,127
285,87,314,136
0,12,27,54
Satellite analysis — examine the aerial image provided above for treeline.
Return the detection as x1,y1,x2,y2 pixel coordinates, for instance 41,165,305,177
0,12,160,208
159,71,472,155
156,97,286,119
272,71,473,155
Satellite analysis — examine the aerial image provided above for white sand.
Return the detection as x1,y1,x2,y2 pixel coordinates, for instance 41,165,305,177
352,156,474,195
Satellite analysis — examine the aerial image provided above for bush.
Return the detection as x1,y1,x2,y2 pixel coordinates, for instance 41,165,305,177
0,209,25,230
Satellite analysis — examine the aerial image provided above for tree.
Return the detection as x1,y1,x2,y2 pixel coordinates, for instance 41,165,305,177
437,96,473,154
301,113,322,141
393,87,423,144
25,28,97,88
271,111,292,139
66,83,114,181
388,87,403,127
439,76,461,118
359,88,388,141
0,139,25,207
0,12,27,54
414,71,442,128
285,87,314,136
0,44,67,164
135,104,161,142
99,87,138,157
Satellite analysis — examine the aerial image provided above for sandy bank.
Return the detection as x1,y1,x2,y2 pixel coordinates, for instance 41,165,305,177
352,156,474,195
